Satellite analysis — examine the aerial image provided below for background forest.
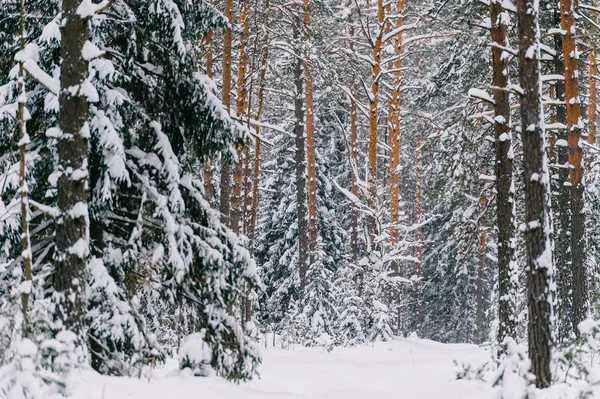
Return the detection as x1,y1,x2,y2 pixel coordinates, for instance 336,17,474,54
0,0,600,396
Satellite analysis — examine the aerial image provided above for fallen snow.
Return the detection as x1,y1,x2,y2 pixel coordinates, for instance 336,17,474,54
69,337,494,399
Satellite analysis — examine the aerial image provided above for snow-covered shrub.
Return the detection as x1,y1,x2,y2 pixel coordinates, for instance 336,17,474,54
179,332,213,377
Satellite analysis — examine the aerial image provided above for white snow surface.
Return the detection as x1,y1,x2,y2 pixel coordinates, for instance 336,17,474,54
69,337,494,399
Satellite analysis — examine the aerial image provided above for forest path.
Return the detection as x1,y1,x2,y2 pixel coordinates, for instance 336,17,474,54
74,337,494,399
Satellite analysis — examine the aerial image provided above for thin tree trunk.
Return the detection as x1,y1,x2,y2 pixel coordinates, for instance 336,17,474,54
367,0,384,243
294,19,309,291
219,0,234,226
552,3,572,340
517,0,553,387
232,0,252,234
304,0,319,260
56,0,90,343
588,1,598,146
18,0,32,330
489,0,517,350
204,21,215,204
414,130,423,333
560,0,587,333
476,185,486,344
389,0,404,248
348,9,359,263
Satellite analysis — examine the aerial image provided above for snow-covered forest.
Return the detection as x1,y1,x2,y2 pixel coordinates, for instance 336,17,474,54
3,0,600,397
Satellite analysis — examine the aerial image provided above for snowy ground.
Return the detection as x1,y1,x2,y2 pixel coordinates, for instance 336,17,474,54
71,337,497,399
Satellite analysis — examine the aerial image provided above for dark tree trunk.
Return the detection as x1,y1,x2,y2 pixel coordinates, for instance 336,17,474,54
552,4,572,341
56,0,90,344
489,0,517,351
517,0,553,388
294,20,309,291
560,0,587,335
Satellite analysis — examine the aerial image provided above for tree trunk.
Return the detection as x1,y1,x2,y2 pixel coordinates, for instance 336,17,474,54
517,0,553,387
304,0,319,261
560,0,587,334
18,0,32,330
552,4,572,340
219,0,234,226
56,0,90,344
348,9,359,263
489,0,517,350
476,186,486,344
294,19,309,291
414,130,423,333
389,0,404,248
367,0,384,243
231,0,252,234
203,21,215,204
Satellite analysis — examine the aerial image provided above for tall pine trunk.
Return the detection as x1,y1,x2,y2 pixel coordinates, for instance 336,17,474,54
389,0,404,247
232,0,252,234
219,0,234,226
517,0,553,387
560,0,587,333
56,0,91,343
551,4,572,340
489,0,517,350
294,19,309,290
367,0,384,244
304,0,319,260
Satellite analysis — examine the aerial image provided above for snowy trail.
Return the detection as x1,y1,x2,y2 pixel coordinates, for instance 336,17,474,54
73,338,494,399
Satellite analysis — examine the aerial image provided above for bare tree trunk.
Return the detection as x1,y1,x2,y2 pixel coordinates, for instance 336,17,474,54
232,0,252,234
560,0,587,334
489,0,517,351
367,0,384,243
389,0,404,248
551,3,572,340
294,19,309,291
517,0,553,387
56,0,90,344
349,20,359,263
304,0,319,261
219,0,234,226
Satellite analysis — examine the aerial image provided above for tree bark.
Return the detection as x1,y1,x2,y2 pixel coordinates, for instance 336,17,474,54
219,0,234,226
231,0,252,234
56,0,90,343
389,0,404,248
517,0,553,387
489,0,517,350
560,0,587,334
367,0,384,243
551,4,572,340
294,19,310,291
588,0,598,147
304,0,319,260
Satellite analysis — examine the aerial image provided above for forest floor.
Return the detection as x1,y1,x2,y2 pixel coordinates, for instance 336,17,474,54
71,337,497,399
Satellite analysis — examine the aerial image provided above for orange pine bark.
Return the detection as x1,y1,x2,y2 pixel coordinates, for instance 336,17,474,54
560,0,587,332
231,0,252,234
304,0,319,258
368,0,385,243
219,0,234,225
389,0,404,247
